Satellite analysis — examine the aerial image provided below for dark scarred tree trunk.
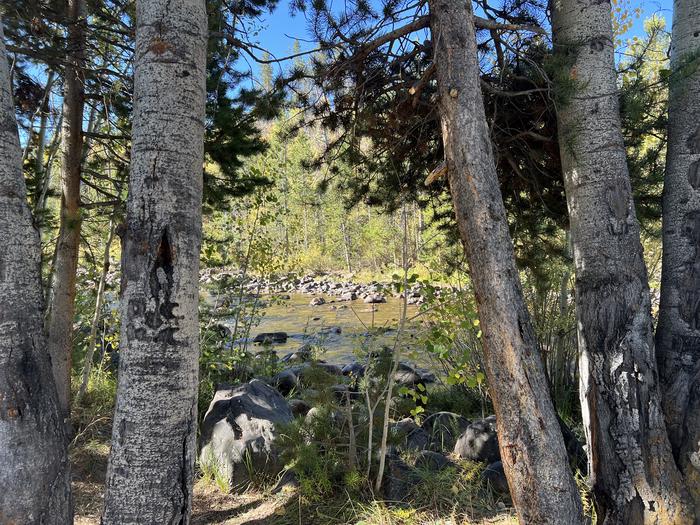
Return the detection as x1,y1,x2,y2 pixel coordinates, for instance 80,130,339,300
427,0,584,522
551,0,694,522
101,0,207,522
46,0,87,420
0,17,72,524
656,0,700,516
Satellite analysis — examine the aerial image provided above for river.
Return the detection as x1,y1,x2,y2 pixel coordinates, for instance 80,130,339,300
228,292,423,362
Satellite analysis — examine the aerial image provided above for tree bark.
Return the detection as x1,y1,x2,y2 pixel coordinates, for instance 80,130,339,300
101,0,207,522
427,1,584,522
341,219,352,272
0,18,72,524
551,0,694,522
47,0,87,420
34,70,56,187
656,0,700,516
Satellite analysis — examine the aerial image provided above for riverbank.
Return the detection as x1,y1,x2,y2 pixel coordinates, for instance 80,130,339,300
200,271,450,361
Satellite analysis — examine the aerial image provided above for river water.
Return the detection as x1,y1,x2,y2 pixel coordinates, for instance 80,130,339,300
232,292,423,363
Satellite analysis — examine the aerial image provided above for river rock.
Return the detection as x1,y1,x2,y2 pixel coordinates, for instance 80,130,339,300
394,363,422,386
339,291,357,301
383,453,415,501
422,411,471,452
391,418,429,451
414,450,452,471
317,326,342,335
342,361,366,378
271,469,299,495
272,369,299,396
316,362,343,376
364,293,386,304
309,297,326,306
330,383,351,402
304,406,344,428
280,344,313,363
199,380,293,491
253,332,288,344
454,415,499,463
482,460,509,494
289,398,311,417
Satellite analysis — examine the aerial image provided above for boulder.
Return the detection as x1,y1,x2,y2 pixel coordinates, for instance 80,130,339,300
317,326,342,336
414,450,452,471
199,380,293,491
271,469,299,495
289,398,311,418
315,362,343,376
272,369,299,396
339,291,357,301
253,332,287,344
393,363,422,386
415,368,437,384
421,411,471,452
454,415,500,463
330,383,352,402
280,344,313,363
309,297,326,306
391,417,429,451
304,406,344,428
482,460,509,494
341,362,366,378
383,453,415,502
364,293,386,304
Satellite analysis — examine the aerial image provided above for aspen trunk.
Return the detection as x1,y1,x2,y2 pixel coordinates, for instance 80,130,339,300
427,1,584,522
0,19,72,523
551,0,694,522
47,0,87,419
656,0,700,516
36,111,62,223
101,0,207,521
34,70,56,187
341,220,352,272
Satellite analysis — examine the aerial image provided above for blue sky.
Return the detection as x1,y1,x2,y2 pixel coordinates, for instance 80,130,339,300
247,0,675,82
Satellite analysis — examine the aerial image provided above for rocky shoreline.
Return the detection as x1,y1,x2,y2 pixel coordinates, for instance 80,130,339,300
199,345,510,500
201,270,451,306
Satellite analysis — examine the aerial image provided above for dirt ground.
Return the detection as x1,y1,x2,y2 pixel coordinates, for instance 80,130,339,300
71,440,296,525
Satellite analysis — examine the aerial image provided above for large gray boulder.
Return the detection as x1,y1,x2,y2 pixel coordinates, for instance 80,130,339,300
421,411,471,452
391,418,429,451
199,380,293,491
454,415,500,463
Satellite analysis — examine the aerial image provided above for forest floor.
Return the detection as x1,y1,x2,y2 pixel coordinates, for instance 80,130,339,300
70,353,517,524
71,430,517,524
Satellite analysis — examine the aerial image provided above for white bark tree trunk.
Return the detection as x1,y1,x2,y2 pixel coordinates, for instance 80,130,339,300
0,18,72,523
101,0,207,522
656,0,700,515
427,1,585,522
551,0,694,522
47,0,87,420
